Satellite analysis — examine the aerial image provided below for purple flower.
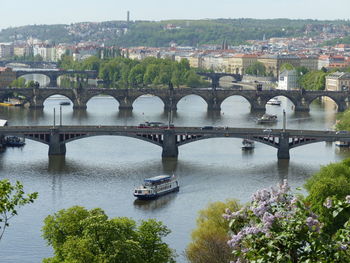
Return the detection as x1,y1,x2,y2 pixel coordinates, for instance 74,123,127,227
262,212,275,229
306,217,321,232
323,198,332,209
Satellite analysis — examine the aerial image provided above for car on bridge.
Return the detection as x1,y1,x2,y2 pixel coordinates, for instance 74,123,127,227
263,128,272,133
201,126,214,130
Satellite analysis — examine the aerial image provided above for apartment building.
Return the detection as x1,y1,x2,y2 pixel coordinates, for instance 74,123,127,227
0,67,16,88
0,43,14,58
325,72,350,91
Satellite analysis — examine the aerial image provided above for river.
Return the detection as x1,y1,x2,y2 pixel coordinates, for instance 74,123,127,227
0,91,349,262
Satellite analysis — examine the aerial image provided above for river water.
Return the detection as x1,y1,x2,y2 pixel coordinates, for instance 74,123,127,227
0,91,349,262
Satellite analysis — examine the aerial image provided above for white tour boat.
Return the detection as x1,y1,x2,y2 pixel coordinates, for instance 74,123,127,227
335,141,350,147
267,97,282,106
257,114,278,124
133,175,179,200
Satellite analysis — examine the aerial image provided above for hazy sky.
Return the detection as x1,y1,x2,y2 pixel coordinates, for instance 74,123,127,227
1,0,349,29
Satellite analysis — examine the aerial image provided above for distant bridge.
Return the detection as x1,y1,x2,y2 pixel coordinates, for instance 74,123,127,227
0,87,349,112
0,125,348,159
197,72,243,88
0,60,58,68
13,69,98,87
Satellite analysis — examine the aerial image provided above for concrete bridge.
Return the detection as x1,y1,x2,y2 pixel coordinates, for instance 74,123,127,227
0,125,348,159
0,87,349,112
13,69,98,87
197,72,243,88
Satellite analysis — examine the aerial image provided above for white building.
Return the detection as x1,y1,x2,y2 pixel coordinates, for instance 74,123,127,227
277,70,299,90
0,43,14,58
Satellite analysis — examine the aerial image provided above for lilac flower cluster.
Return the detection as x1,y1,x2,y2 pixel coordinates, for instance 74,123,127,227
306,216,322,232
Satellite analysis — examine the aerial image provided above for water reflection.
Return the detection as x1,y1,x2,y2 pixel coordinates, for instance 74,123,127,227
72,109,89,120
133,192,178,211
277,159,290,181
48,156,66,173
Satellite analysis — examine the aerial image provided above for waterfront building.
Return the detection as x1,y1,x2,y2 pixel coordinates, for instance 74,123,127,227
325,72,350,91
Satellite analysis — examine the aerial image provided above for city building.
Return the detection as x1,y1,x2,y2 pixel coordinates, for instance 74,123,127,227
0,67,16,88
0,43,14,58
277,70,299,90
325,72,350,91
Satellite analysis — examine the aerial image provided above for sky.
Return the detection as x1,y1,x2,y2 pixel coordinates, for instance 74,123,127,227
1,0,349,29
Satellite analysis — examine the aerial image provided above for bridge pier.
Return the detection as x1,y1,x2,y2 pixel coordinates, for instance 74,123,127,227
119,98,133,110
277,133,290,159
48,75,58,87
294,105,310,112
48,128,66,156
162,130,178,159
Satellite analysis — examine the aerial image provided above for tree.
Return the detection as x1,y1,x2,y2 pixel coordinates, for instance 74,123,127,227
0,180,38,241
42,206,176,263
305,159,350,234
335,110,350,132
224,180,350,262
280,63,295,72
186,199,240,263
299,70,328,90
245,62,266,76
10,77,26,88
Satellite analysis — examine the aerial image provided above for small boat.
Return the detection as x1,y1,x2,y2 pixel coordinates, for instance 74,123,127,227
242,139,255,150
0,99,24,107
335,141,350,147
59,101,71,106
134,175,179,200
257,114,278,124
267,97,281,106
5,136,25,147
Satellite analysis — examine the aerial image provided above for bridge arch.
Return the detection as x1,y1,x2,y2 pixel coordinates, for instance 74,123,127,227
175,94,209,112
42,93,75,106
132,93,166,110
62,133,163,147
221,95,254,112
85,94,120,109
308,95,344,112
16,73,51,86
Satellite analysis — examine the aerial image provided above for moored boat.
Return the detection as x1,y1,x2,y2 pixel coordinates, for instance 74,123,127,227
5,136,25,147
242,139,255,150
335,141,350,147
59,101,71,106
267,97,281,106
257,114,278,124
134,175,179,200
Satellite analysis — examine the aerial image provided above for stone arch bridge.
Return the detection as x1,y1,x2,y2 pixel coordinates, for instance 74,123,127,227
197,72,243,88
14,70,98,87
0,126,347,160
0,87,349,112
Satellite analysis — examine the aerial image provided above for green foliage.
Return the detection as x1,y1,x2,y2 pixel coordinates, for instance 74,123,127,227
305,159,350,234
60,55,206,88
245,62,266,76
2,19,344,47
299,70,328,90
42,206,176,263
0,179,38,241
186,199,240,263
336,109,350,131
280,63,295,71
10,77,26,88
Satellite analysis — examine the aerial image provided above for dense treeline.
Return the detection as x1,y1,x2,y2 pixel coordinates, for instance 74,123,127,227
59,56,206,88
1,19,350,47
